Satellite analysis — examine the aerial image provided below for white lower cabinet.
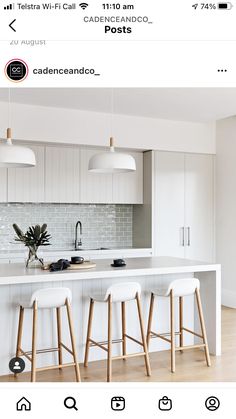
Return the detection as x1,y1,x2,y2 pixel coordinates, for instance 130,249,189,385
154,151,215,262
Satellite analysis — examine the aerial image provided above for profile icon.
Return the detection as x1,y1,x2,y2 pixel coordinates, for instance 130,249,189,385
205,396,220,411
13,361,21,370
4,59,28,82
9,357,25,374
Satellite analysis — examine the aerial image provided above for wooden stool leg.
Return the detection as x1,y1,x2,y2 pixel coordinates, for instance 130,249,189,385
136,294,151,377
16,306,24,358
179,296,183,352
121,302,126,360
66,299,81,382
15,306,24,376
56,307,62,369
107,295,112,382
84,298,94,367
31,301,38,382
195,288,211,367
146,293,155,349
170,290,175,373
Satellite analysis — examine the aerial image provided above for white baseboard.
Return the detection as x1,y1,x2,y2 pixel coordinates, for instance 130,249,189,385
222,288,236,308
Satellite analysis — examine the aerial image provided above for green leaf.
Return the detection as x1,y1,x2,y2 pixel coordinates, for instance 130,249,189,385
13,224,24,239
41,224,47,233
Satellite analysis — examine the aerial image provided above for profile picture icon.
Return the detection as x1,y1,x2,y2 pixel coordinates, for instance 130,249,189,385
9,356,25,374
205,396,220,411
5,59,28,82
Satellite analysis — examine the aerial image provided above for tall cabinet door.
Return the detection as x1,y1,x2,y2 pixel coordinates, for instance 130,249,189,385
154,151,185,257
8,145,45,202
45,146,80,203
185,154,214,262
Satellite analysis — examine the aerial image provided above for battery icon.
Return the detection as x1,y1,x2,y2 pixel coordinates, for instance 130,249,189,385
218,2,233,8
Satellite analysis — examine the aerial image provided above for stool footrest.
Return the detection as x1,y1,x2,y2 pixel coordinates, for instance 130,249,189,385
36,362,78,373
25,347,59,355
112,352,146,361
19,342,74,360
176,344,206,351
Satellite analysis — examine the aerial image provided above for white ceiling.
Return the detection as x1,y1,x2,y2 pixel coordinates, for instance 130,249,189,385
0,88,236,123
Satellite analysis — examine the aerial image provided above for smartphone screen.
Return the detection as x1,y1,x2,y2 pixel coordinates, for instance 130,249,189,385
0,1,235,418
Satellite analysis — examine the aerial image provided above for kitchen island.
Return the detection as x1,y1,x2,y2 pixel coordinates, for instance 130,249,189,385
0,256,221,376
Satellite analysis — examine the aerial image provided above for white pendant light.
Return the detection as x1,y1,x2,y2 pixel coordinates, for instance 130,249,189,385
88,90,136,173
88,136,136,173
0,90,36,168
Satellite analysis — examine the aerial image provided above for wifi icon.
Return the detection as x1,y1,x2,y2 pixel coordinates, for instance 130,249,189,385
79,2,88,9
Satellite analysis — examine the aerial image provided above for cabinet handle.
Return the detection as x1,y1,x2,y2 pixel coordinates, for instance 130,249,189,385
187,227,190,246
180,227,185,246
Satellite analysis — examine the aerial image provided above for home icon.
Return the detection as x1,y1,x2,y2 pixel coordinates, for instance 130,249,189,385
16,397,31,411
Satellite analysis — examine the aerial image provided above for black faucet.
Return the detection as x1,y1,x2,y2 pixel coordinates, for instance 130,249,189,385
75,220,82,250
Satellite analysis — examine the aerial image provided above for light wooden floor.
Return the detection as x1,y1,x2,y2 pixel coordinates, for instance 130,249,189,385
1,306,236,382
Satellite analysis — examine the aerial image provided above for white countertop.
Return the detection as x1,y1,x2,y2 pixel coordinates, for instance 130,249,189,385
0,256,220,285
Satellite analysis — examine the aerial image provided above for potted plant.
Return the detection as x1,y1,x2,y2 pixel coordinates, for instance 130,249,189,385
13,223,51,268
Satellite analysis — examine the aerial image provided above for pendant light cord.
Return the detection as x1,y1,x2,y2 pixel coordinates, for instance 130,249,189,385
8,88,11,127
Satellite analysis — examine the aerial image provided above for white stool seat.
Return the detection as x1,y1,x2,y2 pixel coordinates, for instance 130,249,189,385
90,282,141,303
152,278,200,298
19,287,72,309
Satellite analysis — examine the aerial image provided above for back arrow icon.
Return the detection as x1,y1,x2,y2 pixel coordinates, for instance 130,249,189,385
9,19,16,32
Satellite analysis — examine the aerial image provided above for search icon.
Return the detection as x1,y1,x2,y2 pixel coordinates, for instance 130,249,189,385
64,396,78,411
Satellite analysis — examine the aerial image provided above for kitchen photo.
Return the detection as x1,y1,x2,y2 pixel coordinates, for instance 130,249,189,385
0,87,235,383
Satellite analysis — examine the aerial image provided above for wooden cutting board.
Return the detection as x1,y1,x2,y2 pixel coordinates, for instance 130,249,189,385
43,261,96,271
68,262,96,270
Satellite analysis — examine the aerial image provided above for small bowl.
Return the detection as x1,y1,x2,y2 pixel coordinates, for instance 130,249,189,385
71,256,84,264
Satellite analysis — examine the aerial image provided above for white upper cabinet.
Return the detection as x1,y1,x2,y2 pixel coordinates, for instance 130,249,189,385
5,144,143,204
8,145,45,203
0,169,7,202
80,148,113,204
112,151,143,204
45,146,80,203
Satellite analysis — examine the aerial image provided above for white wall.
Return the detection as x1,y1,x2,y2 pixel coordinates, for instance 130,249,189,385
216,116,236,307
0,102,216,153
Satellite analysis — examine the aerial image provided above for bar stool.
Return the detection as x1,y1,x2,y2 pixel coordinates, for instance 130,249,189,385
84,282,151,382
146,278,211,373
15,287,81,382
